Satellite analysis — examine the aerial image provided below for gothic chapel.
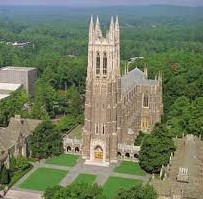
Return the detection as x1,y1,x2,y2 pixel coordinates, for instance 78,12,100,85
67,16,163,166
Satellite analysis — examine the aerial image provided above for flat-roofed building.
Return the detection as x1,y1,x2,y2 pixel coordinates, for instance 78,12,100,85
0,66,37,98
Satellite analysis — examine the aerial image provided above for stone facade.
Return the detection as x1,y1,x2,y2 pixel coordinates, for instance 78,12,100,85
0,115,41,172
81,16,163,165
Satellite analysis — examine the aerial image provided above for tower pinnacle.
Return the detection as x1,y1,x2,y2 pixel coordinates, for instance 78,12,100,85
89,15,94,44
95,16,102,38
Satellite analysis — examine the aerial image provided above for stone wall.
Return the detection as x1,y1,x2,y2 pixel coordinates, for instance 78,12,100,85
120,78,163,145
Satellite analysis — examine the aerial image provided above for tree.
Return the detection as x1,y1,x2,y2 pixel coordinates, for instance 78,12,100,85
43,185,62,199
166,96,190,137
115,184,157,199
0,165,10,185
56,115,78,132
0,90,28,126
15,156,31,172
187,97,203,137
139,124,175,173
9,155,16,175
44,183,105,199
28,121,63,159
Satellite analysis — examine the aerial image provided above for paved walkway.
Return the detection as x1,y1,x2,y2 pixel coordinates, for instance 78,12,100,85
6,158,150,199
4,189,42,199
60,159,150,186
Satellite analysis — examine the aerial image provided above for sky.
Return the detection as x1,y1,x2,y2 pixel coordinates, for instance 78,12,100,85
0,0,202,6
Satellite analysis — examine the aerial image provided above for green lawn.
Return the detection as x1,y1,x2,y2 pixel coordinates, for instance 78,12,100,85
45,154,79,167
113,161,146,176
103,176,142,198
72,173,96,185
19,168,68,191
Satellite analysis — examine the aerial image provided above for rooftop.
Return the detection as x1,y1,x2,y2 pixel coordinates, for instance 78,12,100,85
64,125,83,140
0,83,22,100
121,67,157,95
0,94,10,100
152,135,203,198
0,83,22,91
0,116,41,161
1,66,37,71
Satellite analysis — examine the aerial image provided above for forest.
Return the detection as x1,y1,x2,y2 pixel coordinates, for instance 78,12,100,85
0,5,203,138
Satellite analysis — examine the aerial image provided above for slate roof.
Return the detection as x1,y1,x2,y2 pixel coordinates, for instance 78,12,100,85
152,136,203,199
121,68,157,95
0,117,41,161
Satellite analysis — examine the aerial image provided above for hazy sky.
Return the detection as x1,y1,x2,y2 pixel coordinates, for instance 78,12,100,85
0,0,202,6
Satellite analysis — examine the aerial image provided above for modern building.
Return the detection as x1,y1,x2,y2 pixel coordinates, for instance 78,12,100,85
64,16,163,166
0,66,37,99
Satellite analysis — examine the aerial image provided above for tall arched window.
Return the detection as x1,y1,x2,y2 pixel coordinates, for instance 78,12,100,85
103,52,107,75
143,93,149,108
95,124,99,134
141,117,148,129
102,125,105,134
96,52,100,75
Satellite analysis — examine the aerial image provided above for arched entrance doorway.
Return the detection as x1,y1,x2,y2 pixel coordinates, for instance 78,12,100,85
75,147,79,153
67,146,71,152
94,146,103,160
134,154,139,159
125,152,130,159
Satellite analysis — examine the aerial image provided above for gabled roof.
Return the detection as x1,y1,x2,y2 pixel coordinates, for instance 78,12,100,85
0,117,41,160
121,68,157,95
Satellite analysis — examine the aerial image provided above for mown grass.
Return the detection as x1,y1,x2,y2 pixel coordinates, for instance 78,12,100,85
19,167,68,191
103,176,142,198
72,173,96,185
45,154,78,167
113,161,146,176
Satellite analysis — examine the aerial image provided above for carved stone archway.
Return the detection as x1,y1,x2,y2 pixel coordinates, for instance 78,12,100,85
94,145,103,160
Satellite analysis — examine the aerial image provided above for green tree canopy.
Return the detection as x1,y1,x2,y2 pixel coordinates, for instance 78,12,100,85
139,124,175,173
115,184,157,199
0,165,10,185
44,183,105,199
28,120,63,159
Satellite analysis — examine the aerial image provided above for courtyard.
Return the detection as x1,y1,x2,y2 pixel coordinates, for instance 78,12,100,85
7,154,150,198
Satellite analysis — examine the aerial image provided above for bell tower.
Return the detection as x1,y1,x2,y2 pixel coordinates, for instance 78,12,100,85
82,16,121,165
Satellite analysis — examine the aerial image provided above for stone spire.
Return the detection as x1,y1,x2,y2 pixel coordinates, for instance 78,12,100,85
158,71,162,82
110,16,114,30
108,16,114,41
144,66,148,78
89,15,94,44
115,16,120,43
95,16,102,38
115,16,119,26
